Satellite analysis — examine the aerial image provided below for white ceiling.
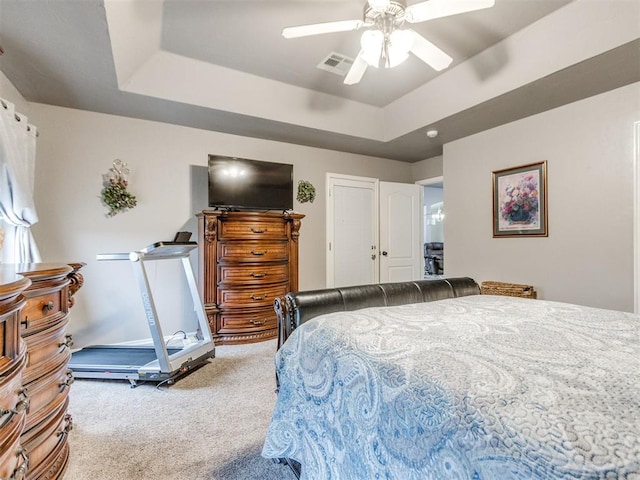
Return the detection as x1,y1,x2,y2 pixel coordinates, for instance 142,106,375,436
0,0,638,162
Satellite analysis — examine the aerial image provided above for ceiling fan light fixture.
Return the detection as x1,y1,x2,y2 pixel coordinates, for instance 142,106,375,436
367,0,392,12
284,0,495,84
360,30,384,67
406,0,495,23
386,48,410,68
387,29,413,67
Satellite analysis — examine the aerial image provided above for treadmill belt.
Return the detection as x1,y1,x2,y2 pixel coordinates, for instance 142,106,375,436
70,346,182,371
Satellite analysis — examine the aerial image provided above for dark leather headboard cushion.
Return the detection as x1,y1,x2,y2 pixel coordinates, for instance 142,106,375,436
275,277,480,349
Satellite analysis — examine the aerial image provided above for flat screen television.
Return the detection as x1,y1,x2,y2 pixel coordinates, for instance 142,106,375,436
208,155,293,211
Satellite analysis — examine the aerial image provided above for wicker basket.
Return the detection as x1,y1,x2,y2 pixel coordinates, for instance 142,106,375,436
480,281,537,299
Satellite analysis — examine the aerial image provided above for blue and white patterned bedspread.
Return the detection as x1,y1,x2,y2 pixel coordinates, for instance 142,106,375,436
262,295,640,479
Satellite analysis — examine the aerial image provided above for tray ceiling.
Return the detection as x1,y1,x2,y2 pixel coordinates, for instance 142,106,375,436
0,0,638,161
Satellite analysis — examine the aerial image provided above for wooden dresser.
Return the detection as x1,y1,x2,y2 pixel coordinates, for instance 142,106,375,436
0,267,30,480
0,263,84,480
197,211,303,345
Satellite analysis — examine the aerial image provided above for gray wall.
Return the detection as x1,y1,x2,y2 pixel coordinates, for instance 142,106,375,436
25,103,413,348
412,155,443,181
442,83,639,312
2,71,638,346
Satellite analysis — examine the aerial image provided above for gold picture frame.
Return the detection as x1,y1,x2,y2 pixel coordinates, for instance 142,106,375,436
492,161,548,237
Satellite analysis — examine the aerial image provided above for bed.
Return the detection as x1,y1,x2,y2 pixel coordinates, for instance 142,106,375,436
262,277,640,479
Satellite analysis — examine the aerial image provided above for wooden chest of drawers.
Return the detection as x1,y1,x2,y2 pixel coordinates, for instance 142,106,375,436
197,211,303,345
10,263,83,480
17,264,73,480
0,268,30,480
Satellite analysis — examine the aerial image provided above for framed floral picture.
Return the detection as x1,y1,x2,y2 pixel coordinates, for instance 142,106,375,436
492,161,548,237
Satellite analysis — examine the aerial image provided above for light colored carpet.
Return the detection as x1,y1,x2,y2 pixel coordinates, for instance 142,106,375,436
64,339,295,480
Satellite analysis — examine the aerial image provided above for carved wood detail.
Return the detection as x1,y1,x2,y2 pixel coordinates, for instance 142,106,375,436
66,262,86,308
205,217,217,244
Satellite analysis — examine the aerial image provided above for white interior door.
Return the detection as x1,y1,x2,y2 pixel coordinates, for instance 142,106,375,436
327,174,379,288
379,181,422,282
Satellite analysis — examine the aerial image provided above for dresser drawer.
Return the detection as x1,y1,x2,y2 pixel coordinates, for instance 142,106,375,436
0,341,27,480
28,436,69,480
0,407,27,480
217,241,289,263
23,317,71,370
0,345,28,425
22,348,71,386
21,290,65,334
218,308,277,333
217,283,289,309
22,398,71,480
218,218,288,240
23,368,72,433
0,293,27,360
218,263,289,285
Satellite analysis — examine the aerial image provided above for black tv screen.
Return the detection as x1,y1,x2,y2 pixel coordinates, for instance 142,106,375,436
208,155,293,211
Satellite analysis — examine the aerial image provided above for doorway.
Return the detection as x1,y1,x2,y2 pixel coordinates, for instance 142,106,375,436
416,176,444,278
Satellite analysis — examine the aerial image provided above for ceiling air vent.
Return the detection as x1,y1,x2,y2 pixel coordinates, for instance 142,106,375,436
317,52,354,76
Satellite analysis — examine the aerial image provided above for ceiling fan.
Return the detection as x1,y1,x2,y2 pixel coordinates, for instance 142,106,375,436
283,0,495,85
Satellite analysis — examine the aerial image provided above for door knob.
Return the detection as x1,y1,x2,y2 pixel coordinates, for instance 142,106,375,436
371,254,376,260
381,251,388,256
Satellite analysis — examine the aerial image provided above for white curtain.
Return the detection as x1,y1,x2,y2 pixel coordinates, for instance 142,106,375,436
0,99,41,264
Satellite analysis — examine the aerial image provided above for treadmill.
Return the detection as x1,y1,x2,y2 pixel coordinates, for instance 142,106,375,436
69,235,215,387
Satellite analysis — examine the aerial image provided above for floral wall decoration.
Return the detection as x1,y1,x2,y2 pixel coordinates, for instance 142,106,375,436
492,161,547,237
296,180,316,204
101,159,137,217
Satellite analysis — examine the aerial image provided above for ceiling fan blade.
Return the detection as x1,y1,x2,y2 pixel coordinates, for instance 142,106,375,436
408,30,453,71
282,19,364,39
406,0,495,23
344,52,369,85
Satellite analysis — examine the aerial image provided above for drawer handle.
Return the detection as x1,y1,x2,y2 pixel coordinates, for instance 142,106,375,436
0,389,30,425
57,413,73,438
250,272,267,279
250,228,266,234
42,301,55,313
251,250,267,256
20,316,29,330
250,318,267,326
11,446,28,480
59,370,75,392
250,294,265,301
59,334,74,350
0,408,13,424
15,388,29,413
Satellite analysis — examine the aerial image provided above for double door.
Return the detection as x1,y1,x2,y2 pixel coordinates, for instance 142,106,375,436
327,174,422,288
